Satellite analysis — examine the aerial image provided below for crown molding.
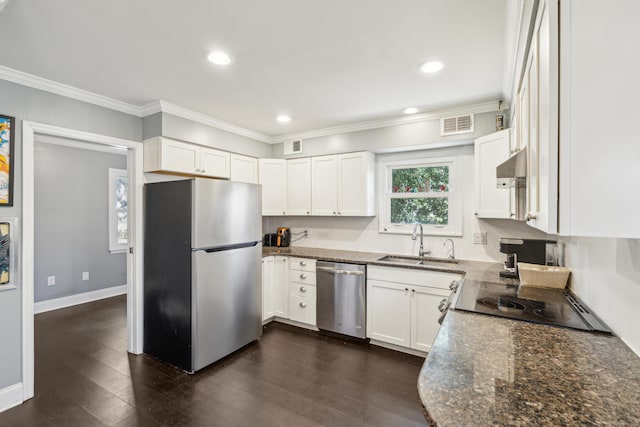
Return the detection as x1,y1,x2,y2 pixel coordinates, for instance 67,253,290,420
155,101,272,143
272,100,501,143
0,65,142,116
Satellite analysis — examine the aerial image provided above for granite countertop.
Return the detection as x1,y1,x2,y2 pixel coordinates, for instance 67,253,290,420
262,246,516,284
418,310,640,426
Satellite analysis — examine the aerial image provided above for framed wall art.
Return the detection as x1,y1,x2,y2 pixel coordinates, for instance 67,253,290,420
0,114,15,206
0,217,16,290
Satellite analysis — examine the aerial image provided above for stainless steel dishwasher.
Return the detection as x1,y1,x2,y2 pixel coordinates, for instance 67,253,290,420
316,261,366,339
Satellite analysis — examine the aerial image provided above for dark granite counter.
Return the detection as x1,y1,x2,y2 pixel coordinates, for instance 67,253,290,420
418,310,640,426
262,246,516,284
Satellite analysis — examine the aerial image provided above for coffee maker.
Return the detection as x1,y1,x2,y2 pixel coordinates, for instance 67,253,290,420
499,238,560,278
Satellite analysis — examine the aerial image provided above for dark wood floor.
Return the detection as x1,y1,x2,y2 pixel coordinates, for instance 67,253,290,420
0,295,428,426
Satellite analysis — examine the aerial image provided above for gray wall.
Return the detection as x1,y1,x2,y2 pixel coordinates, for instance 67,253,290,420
0,78,142,389
151,113,272,158
270,111,499,157
34,142,127,302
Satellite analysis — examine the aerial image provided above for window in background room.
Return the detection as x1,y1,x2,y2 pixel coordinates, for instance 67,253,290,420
379,156,462,236
109,168,128,253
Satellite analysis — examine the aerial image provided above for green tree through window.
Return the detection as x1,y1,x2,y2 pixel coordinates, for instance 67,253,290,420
390,166,449,225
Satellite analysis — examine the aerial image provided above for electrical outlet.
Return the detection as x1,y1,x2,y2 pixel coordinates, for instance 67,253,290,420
473,232,487,245
82,271,90,281
47,276,55,286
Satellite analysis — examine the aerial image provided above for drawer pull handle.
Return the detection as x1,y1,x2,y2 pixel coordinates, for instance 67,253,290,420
300,286,307,293
299,302,307,308
300,273,307,279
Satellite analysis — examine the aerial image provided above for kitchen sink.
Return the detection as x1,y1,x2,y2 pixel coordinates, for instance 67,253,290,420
377,255,459,266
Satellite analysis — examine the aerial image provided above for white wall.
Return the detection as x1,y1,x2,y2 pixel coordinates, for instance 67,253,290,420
562,237,640,355
264,145,548,263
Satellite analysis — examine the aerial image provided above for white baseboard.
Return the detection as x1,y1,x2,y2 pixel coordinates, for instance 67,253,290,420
34,285,127,314
0,383,23,413
369,339,428,358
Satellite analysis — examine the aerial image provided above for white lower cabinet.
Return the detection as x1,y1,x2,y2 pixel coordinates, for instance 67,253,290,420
261,256,275,322
273,256,289,318
367,266,460,353
287,257,316,326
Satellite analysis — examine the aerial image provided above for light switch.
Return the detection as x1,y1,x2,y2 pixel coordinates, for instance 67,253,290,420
82,271,90,281
47,276,55,286
473,232,487,245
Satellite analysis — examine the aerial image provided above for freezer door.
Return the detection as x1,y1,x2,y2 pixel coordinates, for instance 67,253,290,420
192,243,262,371
192,179,262,249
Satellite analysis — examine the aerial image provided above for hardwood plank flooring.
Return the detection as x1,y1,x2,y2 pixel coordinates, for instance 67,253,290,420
0,295,428,426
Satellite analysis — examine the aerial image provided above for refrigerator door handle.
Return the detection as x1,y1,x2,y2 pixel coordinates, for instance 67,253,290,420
194,241,260,253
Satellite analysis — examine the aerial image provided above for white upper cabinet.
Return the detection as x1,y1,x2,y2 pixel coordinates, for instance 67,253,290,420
286,158,312,215
311,155,339,215
312,152,375,216
143,137,230,179
474,129,512,219
258,159,287,216
230,154,258,184
557,0,640,238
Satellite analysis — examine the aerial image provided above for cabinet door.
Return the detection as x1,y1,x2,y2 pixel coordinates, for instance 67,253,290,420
366,279,410,347
286,158,312,215
337,152,374,216
411,286,450,352
262,257,275,321
273,256,289,318
230,154,258,184
311,155,338,215
530,0,558,234
526,35,540,229
259,159,287,216
288,295,316,325
162,139,198,174
474,130,512,219
199,146,230,178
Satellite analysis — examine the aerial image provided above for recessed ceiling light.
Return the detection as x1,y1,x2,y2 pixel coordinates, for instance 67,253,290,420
419,61,444,74
276,115,291,123
0,0,11,13
403,107,419,115
207,51,232,66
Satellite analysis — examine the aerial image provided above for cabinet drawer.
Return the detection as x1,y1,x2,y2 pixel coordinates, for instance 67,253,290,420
368,265,462,290
288,295,316,325
289,282,316,298
288,269,316,285
288,257,316,272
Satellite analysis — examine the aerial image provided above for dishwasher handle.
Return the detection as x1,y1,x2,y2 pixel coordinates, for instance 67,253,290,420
316,266,365,276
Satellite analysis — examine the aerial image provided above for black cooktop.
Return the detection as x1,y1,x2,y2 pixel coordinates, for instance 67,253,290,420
453,280,611,333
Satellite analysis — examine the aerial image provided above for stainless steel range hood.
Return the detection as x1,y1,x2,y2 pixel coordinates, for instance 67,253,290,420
496,147,527,220
497,147,527,185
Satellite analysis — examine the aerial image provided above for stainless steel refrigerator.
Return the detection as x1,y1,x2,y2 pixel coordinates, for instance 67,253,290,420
143,178,262,372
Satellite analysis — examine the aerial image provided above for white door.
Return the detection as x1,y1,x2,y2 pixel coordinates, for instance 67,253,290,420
367,280,410,347
162,139,198,174
411,286,449,352
474,130,511,219
337,152,366,216
230,154,258,184
259,159,287,215
273,256,289,318
199,146,230,178
262,256,275,321
311,155,338,215
286,158,312,215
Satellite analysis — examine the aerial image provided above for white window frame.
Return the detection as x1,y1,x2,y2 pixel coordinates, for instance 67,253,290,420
378,155,463,236
109,168,128,253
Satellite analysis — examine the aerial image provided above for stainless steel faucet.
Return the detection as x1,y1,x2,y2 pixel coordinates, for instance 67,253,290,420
411,223,430,257
443,238,455,260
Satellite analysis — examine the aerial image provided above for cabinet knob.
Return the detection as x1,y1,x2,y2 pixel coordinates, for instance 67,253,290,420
306,211,310,215
526,213,537,221
300,273,307,280
411,289,415,295
202,169,206,173
283,211,286,215
300,286,307,293
333,211,337,215
338,212,342,215
510,212,516,217
299,302,307,308
474,212,478,216
300,261,306,266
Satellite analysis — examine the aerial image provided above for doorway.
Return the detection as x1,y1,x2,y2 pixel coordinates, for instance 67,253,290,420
21,122,144,402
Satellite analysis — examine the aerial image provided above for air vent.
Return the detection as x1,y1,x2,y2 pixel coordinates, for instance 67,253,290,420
440,114,474,136
283,139,303,155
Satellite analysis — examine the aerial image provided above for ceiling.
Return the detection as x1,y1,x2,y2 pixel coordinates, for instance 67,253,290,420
0,0,508,138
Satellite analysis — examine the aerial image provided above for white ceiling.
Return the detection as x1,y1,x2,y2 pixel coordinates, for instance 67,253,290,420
0,0,508,138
